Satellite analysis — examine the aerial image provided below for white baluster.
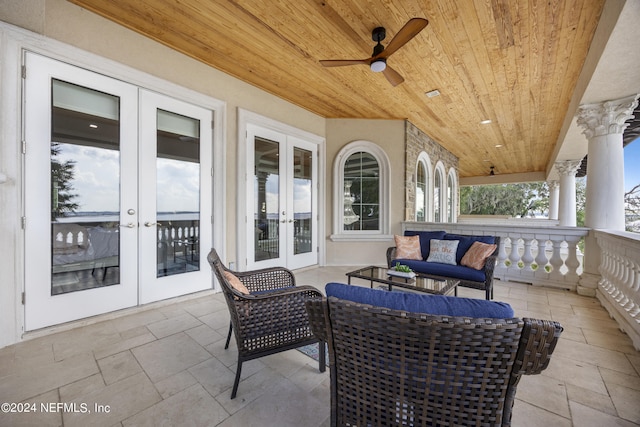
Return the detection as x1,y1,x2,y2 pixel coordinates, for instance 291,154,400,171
564,237,581,282
534,239,549,276
509,237,521,271
548,239,564,281
495,237,509,279
521,237,535,272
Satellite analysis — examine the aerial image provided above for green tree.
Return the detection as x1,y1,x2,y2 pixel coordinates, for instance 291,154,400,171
575,178,586,227
460,182,549,218
51,142,79,219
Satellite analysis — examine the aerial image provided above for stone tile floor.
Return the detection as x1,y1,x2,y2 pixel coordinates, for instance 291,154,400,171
1,266,639,426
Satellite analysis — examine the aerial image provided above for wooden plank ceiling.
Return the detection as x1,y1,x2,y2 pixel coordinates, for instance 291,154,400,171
68,0,605,179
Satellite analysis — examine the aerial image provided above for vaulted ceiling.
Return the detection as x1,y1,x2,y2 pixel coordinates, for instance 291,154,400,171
67,0,608,179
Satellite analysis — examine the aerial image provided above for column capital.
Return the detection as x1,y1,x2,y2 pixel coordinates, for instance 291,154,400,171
555,160,582,176
576,94,639,139
547,180,559,190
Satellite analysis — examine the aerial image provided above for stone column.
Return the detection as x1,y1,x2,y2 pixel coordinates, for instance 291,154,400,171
548,180,559,220
576,94,639,296
555,161,581,227
577,95,639,230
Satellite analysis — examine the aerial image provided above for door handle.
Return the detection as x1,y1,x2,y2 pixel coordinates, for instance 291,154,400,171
144,221,159,227
119,223,135,228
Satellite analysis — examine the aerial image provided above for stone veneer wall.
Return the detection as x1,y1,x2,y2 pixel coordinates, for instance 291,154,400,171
404,121,459,221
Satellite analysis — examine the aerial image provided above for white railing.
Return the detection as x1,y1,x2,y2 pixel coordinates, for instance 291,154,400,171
401,221,640,350
402,221,590,291
594,230,640,350
157,221,200,271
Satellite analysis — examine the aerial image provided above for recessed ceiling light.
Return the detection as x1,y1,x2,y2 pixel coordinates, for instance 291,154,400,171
425,89,440,98
495,144,503,148
480,119,492,124
89,124,98,129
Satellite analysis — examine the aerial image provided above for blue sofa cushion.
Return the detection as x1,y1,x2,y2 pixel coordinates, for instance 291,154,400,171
389,259,487,283
404,230,446,259
325,282,514,318
444,234,497,264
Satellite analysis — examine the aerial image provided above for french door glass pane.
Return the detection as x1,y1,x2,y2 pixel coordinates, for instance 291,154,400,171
293,147,312,255
156,110,201,277
254,137,280,261
50,80,121,295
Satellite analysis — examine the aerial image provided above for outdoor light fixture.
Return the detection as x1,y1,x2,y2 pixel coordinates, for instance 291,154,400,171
370,59,386,72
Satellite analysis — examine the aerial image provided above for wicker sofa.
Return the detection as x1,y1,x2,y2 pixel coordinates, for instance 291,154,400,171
387,230,500,300
306,283,563,427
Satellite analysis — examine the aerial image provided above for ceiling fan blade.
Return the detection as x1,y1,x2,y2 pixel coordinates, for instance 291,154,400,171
378,18,428,59
319,59,370,67
382,65,404,86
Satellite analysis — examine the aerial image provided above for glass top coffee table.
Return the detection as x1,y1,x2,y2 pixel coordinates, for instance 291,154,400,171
346,266,459,296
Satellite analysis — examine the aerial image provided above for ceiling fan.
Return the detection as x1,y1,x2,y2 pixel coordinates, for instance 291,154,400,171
319,18,428,87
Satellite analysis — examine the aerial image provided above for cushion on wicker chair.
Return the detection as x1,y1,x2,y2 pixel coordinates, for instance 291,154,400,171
325,282,513,318
224,271,250,294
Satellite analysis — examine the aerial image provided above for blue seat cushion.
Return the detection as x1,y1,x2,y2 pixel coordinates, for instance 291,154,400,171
326,282,514,318
390,259,486,283
444,234,497,264
404,230,446,259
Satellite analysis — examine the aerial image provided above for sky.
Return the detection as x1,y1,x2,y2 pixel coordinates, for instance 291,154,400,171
57,144,200,213
625,137,640,192
59,136,639,214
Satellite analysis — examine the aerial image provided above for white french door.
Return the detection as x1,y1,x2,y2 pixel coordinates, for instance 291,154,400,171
138,90,212,303
24,53,212,330
247,124,318,270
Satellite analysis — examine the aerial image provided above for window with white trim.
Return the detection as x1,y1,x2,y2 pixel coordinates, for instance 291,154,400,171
434,167,443,222
416,152,431,221
447,170,456,222
332,141,390,240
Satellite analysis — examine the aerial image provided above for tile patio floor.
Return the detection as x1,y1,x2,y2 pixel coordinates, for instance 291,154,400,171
1,266,639,426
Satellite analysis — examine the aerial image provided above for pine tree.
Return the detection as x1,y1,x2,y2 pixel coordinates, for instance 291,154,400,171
51,142,79,219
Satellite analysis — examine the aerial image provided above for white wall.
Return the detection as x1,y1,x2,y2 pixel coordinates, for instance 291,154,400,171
324,118,406,266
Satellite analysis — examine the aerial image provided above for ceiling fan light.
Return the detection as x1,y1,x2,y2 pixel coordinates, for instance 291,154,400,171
370,59,386,72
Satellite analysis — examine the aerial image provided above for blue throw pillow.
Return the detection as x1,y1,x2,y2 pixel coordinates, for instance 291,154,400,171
325,282,514,318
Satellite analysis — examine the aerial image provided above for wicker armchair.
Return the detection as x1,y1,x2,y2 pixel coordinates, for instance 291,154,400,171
306,295,563,426
207,249,326,399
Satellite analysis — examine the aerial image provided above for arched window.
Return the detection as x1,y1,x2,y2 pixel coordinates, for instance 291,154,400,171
416,153,431,221
433,168,444,222
332,141,390,240
447,170,457,222
344,152,379,231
